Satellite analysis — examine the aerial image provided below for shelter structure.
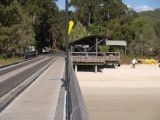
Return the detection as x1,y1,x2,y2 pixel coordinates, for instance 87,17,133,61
70,35,127,72
105,40,127,55
70,35,106,52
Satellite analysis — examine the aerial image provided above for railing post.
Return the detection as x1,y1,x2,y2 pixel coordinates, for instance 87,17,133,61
95,65,97,73
96,38,98,61
75,64,78,73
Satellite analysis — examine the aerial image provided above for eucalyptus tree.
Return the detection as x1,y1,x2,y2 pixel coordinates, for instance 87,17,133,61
0,0,35,54
24,0,59,51
69,22,89,43
153,21,160,54
70,0,100,25
70,0,127,24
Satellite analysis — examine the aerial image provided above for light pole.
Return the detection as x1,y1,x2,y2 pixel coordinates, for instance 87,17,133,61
65,0,69,55
65,0,70,120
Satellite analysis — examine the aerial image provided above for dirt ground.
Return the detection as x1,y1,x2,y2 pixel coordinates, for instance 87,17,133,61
76,64,160,120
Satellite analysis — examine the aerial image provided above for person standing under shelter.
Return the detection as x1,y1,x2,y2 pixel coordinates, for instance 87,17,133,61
132,58,137,68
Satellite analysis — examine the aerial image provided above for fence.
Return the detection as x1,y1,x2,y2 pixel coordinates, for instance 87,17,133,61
70,52,120,63
68,56,89,120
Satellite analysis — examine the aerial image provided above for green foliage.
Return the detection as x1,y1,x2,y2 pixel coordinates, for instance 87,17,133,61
128,12,159,57
0,0,160,57
70,0,128,25
61,21,89,47
69,0,160,57
69,22,89,43
24,0,58,51
0,0,35,53
99,45,109,52
88,23,107,36
0,54,23,65
0,0,59,53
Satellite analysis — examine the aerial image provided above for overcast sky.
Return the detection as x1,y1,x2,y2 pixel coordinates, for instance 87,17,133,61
56,0,160,12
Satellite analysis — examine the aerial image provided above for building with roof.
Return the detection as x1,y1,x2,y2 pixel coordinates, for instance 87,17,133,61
70,35,127,72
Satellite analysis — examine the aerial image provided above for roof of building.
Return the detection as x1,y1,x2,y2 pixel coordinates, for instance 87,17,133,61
71,35,108,46
71,35,127,46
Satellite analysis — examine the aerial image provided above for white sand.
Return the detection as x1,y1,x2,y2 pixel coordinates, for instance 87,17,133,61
76,64,160,120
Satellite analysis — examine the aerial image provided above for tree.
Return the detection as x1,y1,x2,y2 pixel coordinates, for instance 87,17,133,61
23,0,58,51
69,22,89,43
0,0,159,57
70,0,128,25
88,23,106,36
0,0,35,54
128,16,158,56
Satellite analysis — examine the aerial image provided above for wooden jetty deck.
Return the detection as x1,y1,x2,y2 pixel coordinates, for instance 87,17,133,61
70,52,121,72
0,57,65,120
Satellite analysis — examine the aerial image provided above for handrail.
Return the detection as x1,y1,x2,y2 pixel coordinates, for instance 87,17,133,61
70,52,120,63
68,56,89,120
70,52,120,54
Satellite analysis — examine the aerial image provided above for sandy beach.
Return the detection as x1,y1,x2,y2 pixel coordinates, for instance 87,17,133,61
76,64,160,120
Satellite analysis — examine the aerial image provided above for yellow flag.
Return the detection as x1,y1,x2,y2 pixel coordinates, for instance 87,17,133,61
68,20,74,34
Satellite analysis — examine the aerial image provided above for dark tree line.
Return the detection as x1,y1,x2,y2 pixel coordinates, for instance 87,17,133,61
0,0,60,54
69,0,160,56
0,0,160,57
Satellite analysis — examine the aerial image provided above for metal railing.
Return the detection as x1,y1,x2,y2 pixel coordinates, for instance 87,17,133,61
70,52,120,63
67,56,89,120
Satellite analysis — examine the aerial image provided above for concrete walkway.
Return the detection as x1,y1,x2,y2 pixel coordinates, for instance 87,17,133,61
0,57,65,120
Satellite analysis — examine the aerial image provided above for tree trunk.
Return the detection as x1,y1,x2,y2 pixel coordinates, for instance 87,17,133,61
33,13,36,22
108,11,110,19
88,2,91,25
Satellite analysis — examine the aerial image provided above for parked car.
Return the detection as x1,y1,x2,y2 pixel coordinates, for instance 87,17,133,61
42,47,50,53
